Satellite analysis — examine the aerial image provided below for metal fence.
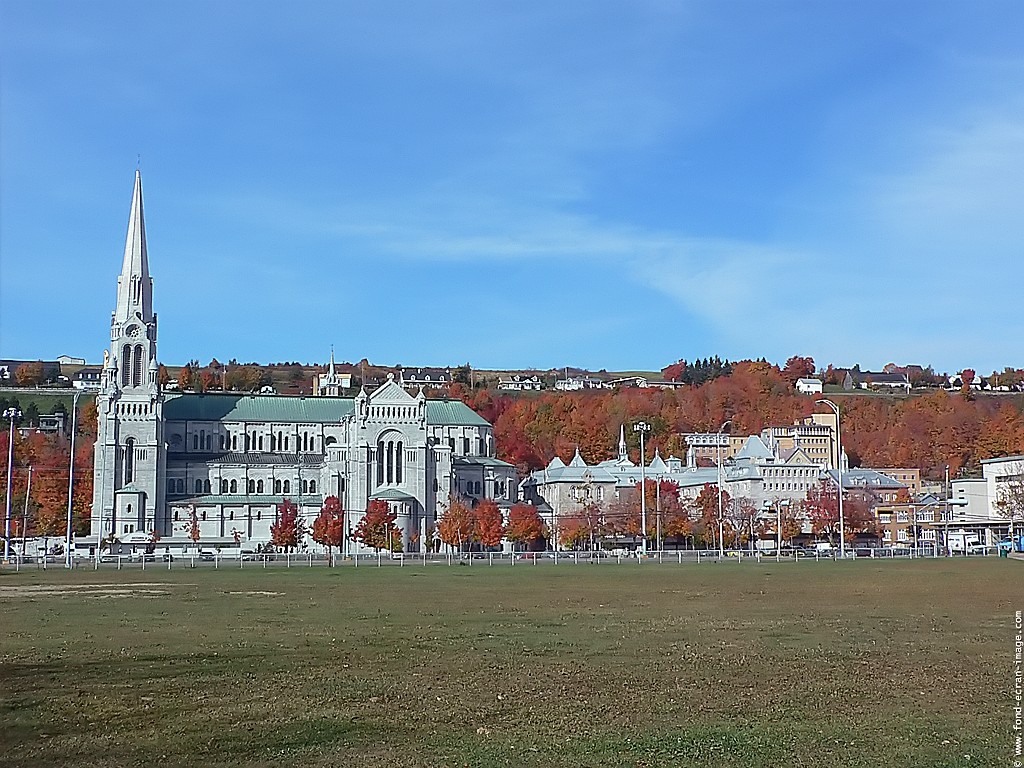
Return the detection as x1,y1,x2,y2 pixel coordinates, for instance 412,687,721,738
2,546,1005,571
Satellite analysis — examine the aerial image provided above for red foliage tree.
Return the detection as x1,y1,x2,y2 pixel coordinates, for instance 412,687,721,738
350,499,401,551
311,495,346,560
270,498,307,552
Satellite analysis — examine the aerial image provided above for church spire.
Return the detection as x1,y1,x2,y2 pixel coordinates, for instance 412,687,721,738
114,170,152,323
618,424,628,463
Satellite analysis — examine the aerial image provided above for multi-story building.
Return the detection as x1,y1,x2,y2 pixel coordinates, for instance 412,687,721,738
90,172,515,553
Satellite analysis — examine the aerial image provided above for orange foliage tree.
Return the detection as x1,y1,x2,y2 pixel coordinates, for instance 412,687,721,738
473,499,505,549
438,498,475,552
351,499,401,552
505,503,547,550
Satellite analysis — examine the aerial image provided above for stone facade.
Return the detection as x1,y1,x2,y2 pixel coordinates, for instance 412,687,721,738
91,172,516,553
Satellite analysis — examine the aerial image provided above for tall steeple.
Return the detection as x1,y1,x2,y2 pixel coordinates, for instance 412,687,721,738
618,424,628,463
106,169,158,393
114,170,153,323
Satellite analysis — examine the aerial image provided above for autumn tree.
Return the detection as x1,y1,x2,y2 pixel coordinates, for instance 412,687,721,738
177,363,194,391
693,483,730,549
351,499,402,552
311,495,346,561
558,503,603,551
782,356,816,385
802,480,840,541
270,498,307,553
505,503,547,550
15,362,45,387
474,499,505,549
437,498,475,552
181,505,201,546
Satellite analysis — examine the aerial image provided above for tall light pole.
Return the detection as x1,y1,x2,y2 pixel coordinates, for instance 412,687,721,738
65,391,82,568
816,399,845,558
717,419,731,559
633,421,650,556
4,407,22,562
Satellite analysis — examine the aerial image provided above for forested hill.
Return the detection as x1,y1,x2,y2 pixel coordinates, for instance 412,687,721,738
452,361,1024,481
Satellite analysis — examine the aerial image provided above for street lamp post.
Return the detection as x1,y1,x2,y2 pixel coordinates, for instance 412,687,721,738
717,419,731,559
65,391,82,568
633,421,650,556
816,399,845,559
4,407,22,562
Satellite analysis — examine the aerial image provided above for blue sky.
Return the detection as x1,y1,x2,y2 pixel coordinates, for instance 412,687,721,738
2,1,1022,376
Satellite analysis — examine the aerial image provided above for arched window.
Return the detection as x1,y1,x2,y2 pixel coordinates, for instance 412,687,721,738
204,479,211,493
230,479,237,493
258,435,263,451
377,440,385,485
278,431,283,450
257,480,264,494
174,510,179,521
193,434,199,450
121,344,132,387
283,480,290,494
195,479,203,493
248,480,255,494
309,480,316,493
395,441,403,483
232,434,238,451
386,441,394,484
270,434,276,452
302,479,309,494
284,435,289,451
177,479,184,493
123,438,135,484
274,479,281,494
133,344,144,387
206,434,212,451
221,479,228,493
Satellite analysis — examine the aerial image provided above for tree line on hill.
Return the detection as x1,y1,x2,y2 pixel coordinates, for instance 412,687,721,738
451,359,1024,481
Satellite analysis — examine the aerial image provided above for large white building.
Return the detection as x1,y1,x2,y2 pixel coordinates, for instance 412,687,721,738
90,172,516,552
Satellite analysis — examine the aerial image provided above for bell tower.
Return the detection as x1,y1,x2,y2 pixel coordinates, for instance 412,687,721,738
92,171,167,541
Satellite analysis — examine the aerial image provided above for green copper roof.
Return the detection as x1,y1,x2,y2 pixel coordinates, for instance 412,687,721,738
165,394,352,423
424,399,489,426
164,393,488,427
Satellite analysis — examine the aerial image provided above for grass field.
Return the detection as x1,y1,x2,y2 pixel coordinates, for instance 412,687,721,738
0,560,1019,767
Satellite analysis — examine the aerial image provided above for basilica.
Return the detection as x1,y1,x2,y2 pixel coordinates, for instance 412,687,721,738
90,171,516,552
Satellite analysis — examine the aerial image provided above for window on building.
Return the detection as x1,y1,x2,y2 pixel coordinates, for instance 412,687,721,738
177,479,184,493
221,479,228,494
204,480,211,494
248,480,255,494
283,480,290,494
309,480,316,493
257,480,264,494
275,479,282,494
